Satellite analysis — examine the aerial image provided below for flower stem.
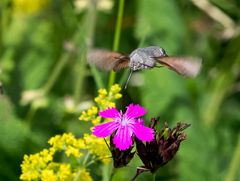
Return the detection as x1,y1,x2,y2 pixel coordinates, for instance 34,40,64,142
108,0,125,89
101,162,113,181
42,54,69,94
152,172,156,181
109,167,117,181
224,135,240,181
26,105,37,128
82,151,90,166
73,50,87,104
73,169,81,181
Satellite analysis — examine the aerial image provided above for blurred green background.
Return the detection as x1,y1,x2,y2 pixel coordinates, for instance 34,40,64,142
0,0,240,180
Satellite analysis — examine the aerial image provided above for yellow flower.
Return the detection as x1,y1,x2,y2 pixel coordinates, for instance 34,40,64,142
79,168,92,181
79,106,98,122
91,116,101,125
48,133,85,158
98,89,108,96
110,84,121,94
65,146,82,158
114,93,122,99
73,168,93,181
20,149,53,180
83,134,111,164
58,164,73,180
94,84,122,109
79,84,122,126
40,163,74,181
41,169,57,181
12,0,49,15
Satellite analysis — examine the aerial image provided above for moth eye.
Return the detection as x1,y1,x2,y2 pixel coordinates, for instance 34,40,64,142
159,48,167,56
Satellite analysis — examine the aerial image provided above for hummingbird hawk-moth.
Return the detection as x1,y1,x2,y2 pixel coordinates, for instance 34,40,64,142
87,46,202,88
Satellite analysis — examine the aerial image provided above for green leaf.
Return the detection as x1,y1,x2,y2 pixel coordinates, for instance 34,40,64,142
140,68,187,120
135,0,186,53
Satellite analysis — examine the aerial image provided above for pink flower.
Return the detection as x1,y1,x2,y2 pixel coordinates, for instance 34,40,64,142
92,104,154,150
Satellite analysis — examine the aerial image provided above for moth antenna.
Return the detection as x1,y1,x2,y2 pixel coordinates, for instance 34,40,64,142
124,70,133,90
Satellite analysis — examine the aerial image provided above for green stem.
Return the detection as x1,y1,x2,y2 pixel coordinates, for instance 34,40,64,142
90,66,104,89
112,0,125,52
73,50,87,103
0,0,10,56
102,163,112,181
26,106,37,128
138,35,146,47
108,0,125,89
109,167,117,181
0,5,3,56
82,151,90,166
42,54,69,94
73,169,81,181
73,1,97,103
224,135,240,181
84,156,111,167
152,172,156,181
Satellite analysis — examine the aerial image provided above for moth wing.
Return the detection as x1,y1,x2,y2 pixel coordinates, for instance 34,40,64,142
112,56,130,71
87,49,130,71
155,56,202,77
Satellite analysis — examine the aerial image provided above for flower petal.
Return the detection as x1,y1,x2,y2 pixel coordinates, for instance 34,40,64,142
99,107,120,119
125,104,147,119
132,123,154,142
113,126,133,150
92,121,119,137
136,118,144,125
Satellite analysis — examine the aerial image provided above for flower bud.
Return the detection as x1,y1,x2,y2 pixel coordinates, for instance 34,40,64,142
133,118,190,180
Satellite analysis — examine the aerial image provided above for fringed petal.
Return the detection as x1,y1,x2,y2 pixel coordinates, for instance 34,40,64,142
132,123,154,142
113,126,133,150
125,104,147,119
99,107,120,119
93,121,119,137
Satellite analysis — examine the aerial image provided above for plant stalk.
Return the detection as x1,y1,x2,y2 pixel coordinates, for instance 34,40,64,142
108,0,125,89
224,135,240,181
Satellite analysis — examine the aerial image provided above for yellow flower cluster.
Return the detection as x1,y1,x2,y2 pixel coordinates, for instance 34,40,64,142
79,106,98,122
20,149,53,180
12,0,49,15
95,84,122,109
83,134,111,164
41,163,73,181
79,84,122,126
20,133,92,181
48,132,85,158
20,149,75,181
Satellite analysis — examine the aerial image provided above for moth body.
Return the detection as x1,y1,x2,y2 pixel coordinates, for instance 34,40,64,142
129,46,167,71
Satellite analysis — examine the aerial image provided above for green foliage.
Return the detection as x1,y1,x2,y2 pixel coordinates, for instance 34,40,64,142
0,0,240,180
135,0,186,53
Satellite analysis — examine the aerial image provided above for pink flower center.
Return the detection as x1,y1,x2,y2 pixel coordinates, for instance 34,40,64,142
121,116,129,126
